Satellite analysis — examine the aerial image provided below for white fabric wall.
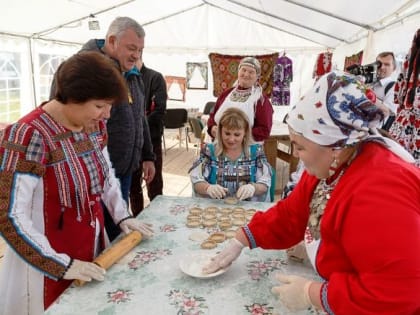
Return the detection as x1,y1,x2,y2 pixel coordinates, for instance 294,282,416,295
332,14,419,71
1,10,417,122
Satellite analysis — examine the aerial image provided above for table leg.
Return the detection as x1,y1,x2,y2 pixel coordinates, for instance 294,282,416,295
263,137,277,170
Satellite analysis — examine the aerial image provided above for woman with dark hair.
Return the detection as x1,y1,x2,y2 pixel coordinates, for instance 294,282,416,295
0,51,153,314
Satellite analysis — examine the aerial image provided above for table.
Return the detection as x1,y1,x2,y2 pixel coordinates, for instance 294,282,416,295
263,121,299,174
46,196,322,315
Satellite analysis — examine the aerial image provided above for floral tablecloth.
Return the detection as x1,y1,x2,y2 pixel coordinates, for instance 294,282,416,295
46,195,324,315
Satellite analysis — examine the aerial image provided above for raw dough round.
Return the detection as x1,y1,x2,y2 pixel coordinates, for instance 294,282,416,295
202,213,217,220
218,215,231,222
220,208,233,215
232,213,245,220
202,219,217,227
224,196,238,205
189,231,210,242
189,207,203,215
233,207,245,214
219,221,232,230
187,214,201,221
232,218,246,226
209,232,226,243
186,220,201,228
200,240,217,249
204,206,219,214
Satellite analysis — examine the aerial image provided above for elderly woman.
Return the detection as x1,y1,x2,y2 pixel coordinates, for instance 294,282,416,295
0,51,153,314
190,107,272,202
204,71,420,314
207,56,273,142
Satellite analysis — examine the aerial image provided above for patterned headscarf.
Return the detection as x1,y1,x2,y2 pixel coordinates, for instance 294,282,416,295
286,71,415,163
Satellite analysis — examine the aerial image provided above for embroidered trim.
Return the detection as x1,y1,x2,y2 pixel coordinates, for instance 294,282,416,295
243,225,257,249
0,217,67,281
229,86,252,102
321,282,334,314
84,129,108,195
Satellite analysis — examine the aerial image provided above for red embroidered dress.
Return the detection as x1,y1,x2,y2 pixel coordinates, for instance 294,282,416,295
243,143,420,314
0,107,131,313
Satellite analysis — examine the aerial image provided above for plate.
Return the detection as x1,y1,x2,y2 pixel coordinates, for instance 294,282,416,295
179,253,228,279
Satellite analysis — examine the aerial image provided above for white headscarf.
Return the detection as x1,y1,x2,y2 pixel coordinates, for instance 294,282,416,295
286,71,415,163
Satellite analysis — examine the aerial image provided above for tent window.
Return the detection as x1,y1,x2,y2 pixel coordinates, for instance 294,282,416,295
38,54,66,102
0,52,21,123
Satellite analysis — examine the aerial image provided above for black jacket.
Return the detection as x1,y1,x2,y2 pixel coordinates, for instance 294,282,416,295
140,64,167,144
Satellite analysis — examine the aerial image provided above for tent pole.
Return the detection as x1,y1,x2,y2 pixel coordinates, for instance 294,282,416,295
221,0,348,43
203,0,332,48
28,38,38,108
282,0,374,31
143,3,205,26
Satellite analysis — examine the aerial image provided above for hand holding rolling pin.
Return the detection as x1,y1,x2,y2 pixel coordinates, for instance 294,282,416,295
119,218,154,239
73,230,144,286
63,259,106,282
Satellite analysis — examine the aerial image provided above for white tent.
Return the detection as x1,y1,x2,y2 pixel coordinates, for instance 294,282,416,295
0,0,419,122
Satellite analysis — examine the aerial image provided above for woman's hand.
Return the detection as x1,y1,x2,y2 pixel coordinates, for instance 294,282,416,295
63,259,106,282
236,184,255,200
119,218,154,239
206,184,228,199
271,273,313,311
202,238,244,274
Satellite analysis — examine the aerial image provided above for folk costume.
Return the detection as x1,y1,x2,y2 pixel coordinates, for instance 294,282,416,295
390,29,420,166
207,86,273,142
189,143,272,202
312,52,333,81
242,72,420,314
207,57,273,142
0,107,131,314
272,54,293,106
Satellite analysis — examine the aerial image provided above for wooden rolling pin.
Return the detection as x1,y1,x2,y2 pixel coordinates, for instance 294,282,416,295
74,230,142,286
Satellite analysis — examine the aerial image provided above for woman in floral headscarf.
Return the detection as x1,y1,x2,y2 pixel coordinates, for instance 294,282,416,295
203,71,420,314
390,28,420,167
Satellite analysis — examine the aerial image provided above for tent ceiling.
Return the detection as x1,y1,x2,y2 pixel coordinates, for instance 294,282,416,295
1,0,419,52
